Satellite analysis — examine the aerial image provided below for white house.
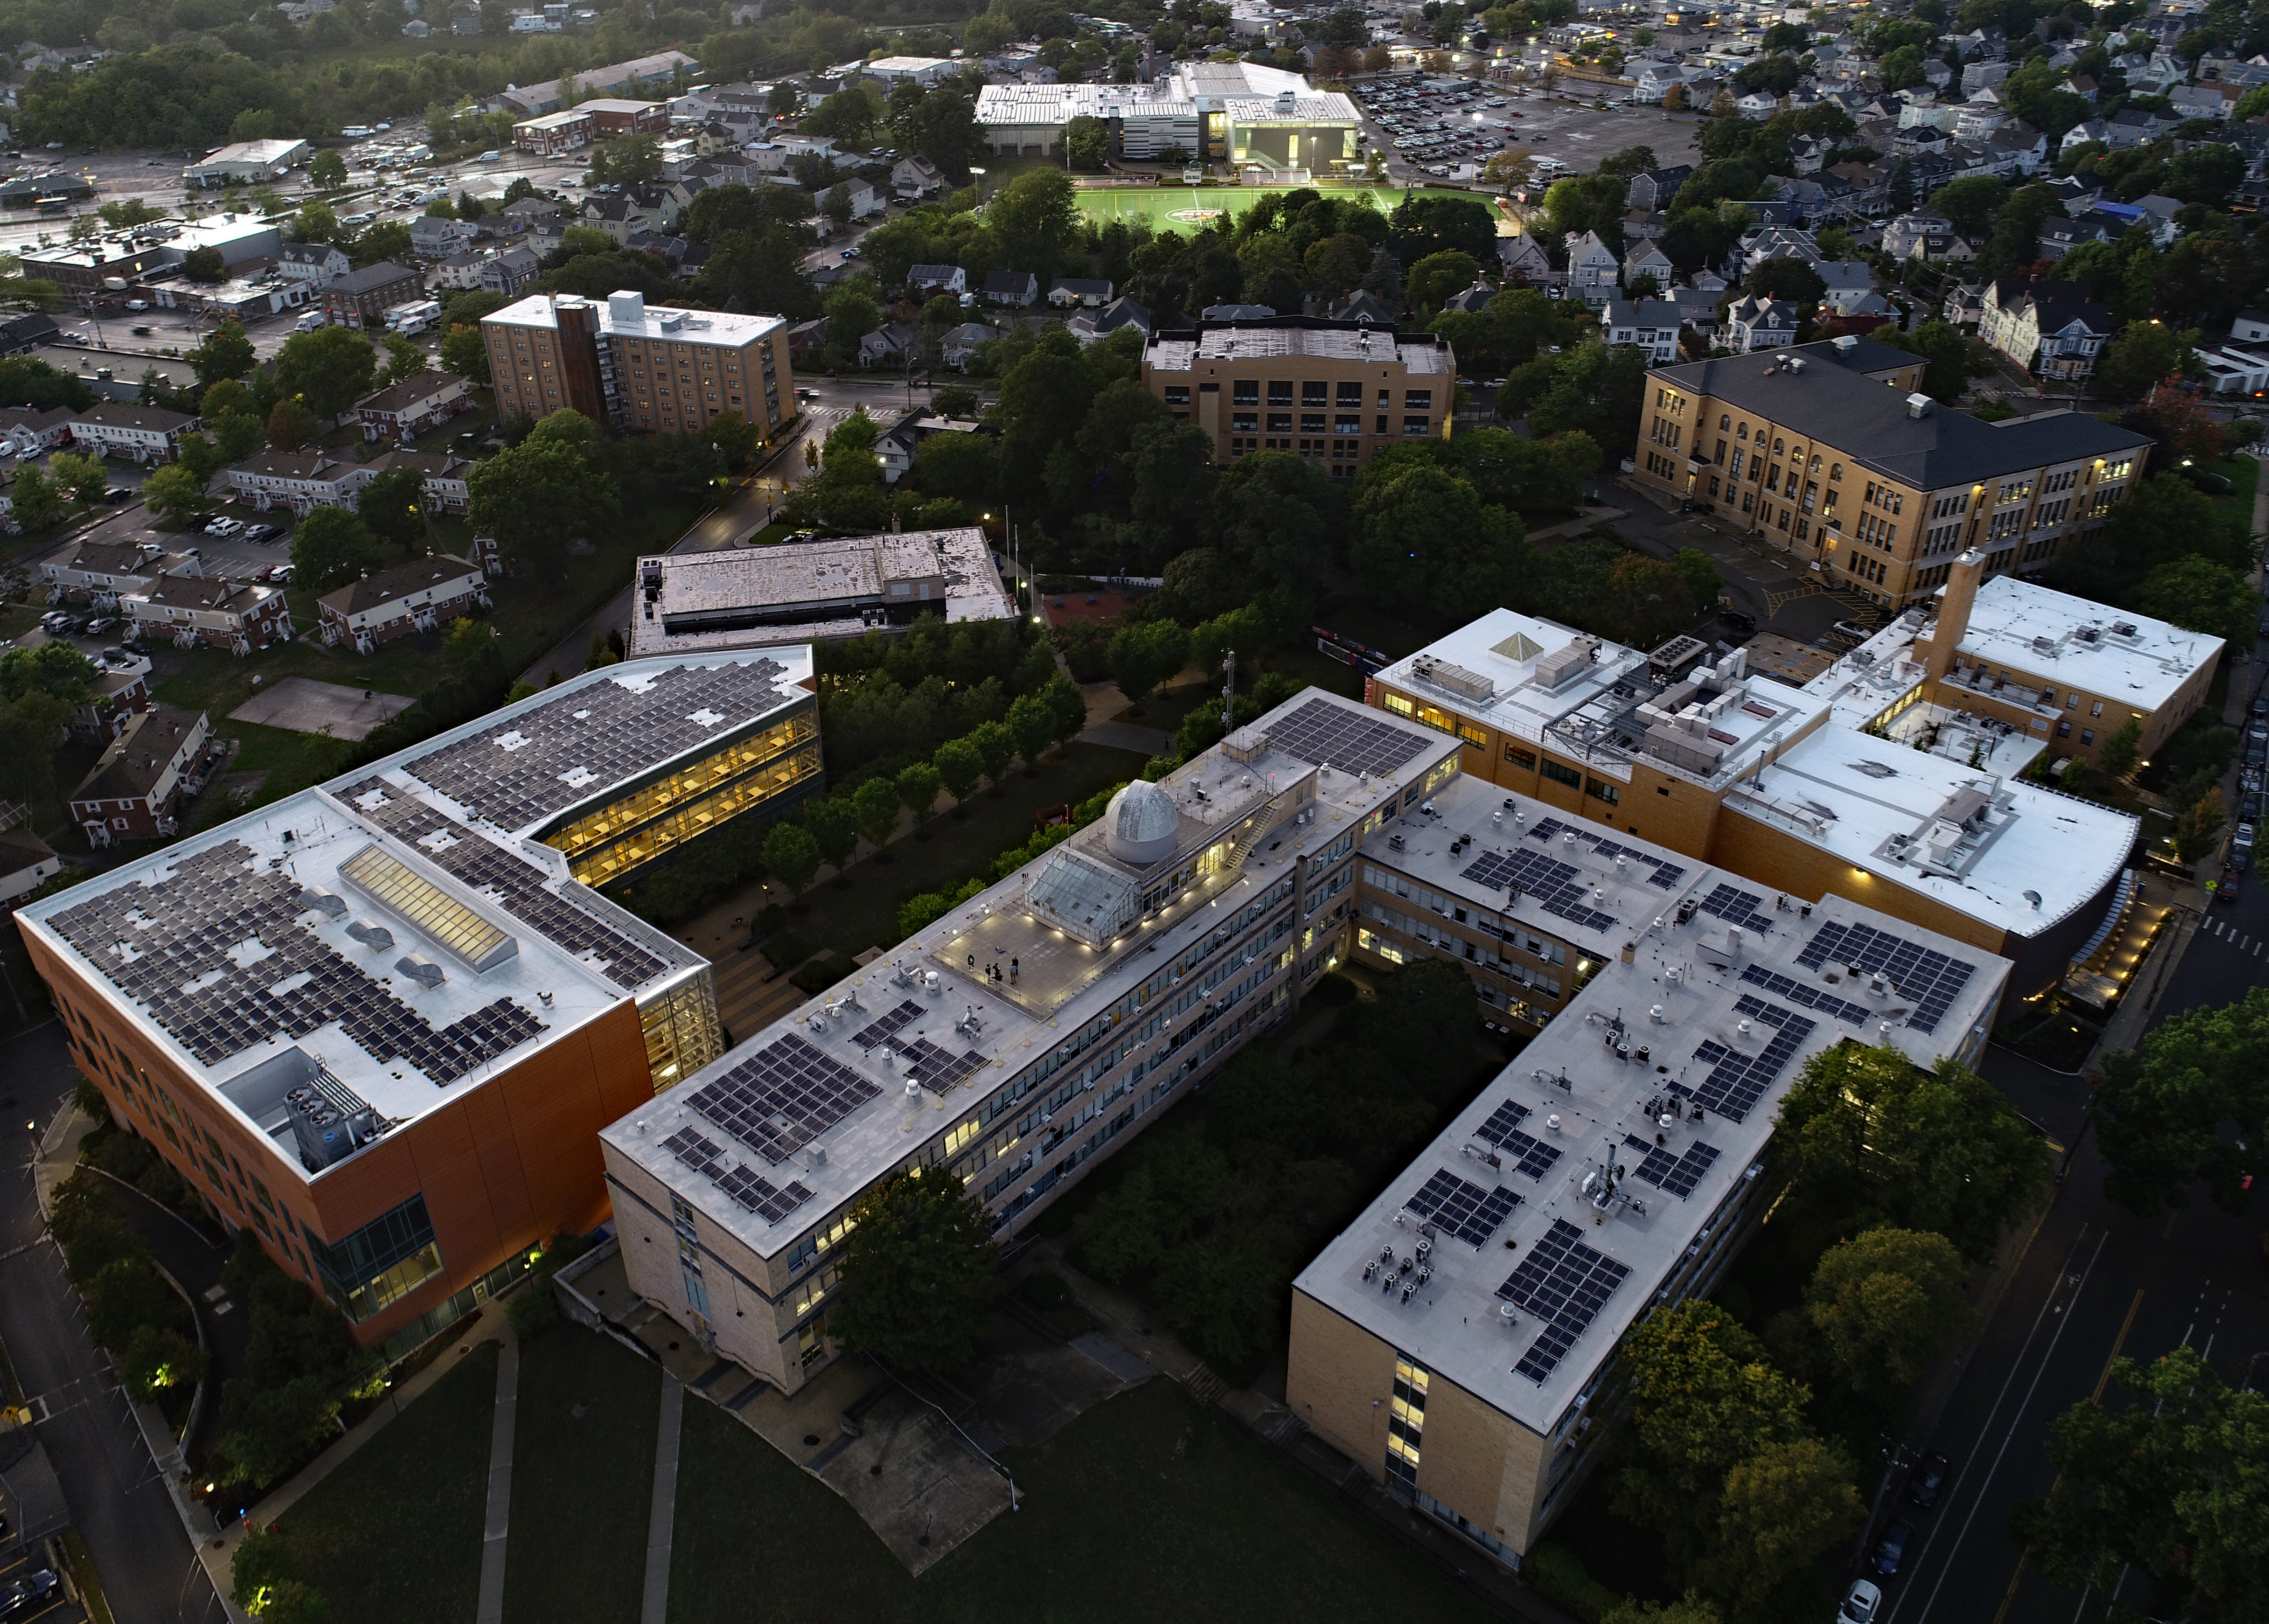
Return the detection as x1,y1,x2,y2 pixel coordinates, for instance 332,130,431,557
317,553,488,652
1564,230,1620,307
277,243,350,284
1602,298,1682,363
69,405,199,464
1978,279,2114,381
909,264,967,296
1723,294,1799,352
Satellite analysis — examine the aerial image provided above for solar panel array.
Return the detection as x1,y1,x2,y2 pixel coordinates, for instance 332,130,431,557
662,1125,814,1223
1458,848,1617,934
1688,996,1816,1122
895,1034,986,1093
1498,1218,1633,1384
850,999,923,1050
339,780,677,991
1697,882,1775,934
1264,697,1428,778
1404,1168,1522,1247
1472,1098,1564,1180
1527,817,1688,891
1621,1134,1722,1199
44,839,548,1086
399,658,791,831
1794,920,1978,1035
1738,964,1872,1026
684,1031,881,1165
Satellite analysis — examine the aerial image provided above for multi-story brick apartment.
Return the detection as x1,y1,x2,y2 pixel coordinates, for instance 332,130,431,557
226,451,362,514
514,109,594,154
578,97,667,134
15,650,824,1352
1290,870,2005,1570
1360,606,2140,1000
122,571,293,653
1141,317,1454,478
318,554,488,653
481,291,792,439
319,263,424,330
602,690,1463,1396
70,404,200,464
1632,335,2152,608
67,703,215,844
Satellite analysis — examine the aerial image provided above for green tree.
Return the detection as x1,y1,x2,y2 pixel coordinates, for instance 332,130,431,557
140,463,209,528
355,463,430,556
0,640,100,704
1772,1042,2050,1263
761,820,821,892
274,325,378,426
267,396,320,451
187,321,255,385
120,1322,207,1401
1803,1227,1973,1391
46,450,105,507
439,323,490,384
290,506,382,592
989,167,1080,279
933,735,983,807
1107,617,1188,705
1869,320,1968,403
7,463,63,531
806,795,859,872
378,332,426,388
1601,1596,1723,1624
2134,555,2256,645
215,1375,341,1487
2012,1345,2269,1615
309,149,347,189
2096,318,2193,400
1349,463,1528,620
2094,986,2269,1215
2177,785,2229,866
896,759,943,828
970,719,1016,787
1695,1437,1865,1617
1926,175,2009,238
1405,249,1481,317
468,416,620,566
1065,113,1110,171
2095,716,2142,780
828,1170,1000,1370
853,775,902,851
1007,690,1055,767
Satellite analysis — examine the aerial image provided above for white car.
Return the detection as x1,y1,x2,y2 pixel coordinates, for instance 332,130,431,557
478,149,502,162
204,517,244,537
1840,1579,1883,1624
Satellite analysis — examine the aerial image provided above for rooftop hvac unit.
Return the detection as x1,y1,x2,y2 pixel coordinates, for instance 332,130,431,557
1906,392,1931,419
298,885,347,919
284,1065,379,1171
345,918,393,950
395,953,445,990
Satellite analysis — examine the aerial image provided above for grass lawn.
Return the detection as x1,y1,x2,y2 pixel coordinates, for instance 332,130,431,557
2210,453,2260,528
280,1339,497,1624
503,1326,661,1624
668,1373,1495,1624
1070,183,1483,232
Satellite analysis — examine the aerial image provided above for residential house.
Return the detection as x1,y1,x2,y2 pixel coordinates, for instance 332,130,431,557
69,405,198,464
812,179,882,223
1723,294,1799,352
41,538,171,608
514,110,596,155
1603,297,1683,363
1047,277,1113,308
983,269,1040,307
1327,289,1396,325
1623,164,1694,212
1564,230,1620,307
1497,231,1552,284
1661,284,1721,341
942,321,999,369
2038,215,2119,261
317,553,488,653
479,245,543,297
355,370,473,442
783,317,828,366
1622,242,1674,292
1735,91,1780,120
71,664,150,739
892,155,947,198
1439,281,1496,315
430,250,490,292
1979,279,2114,381
409,216,479,261
857,321,917,368
1065,295,1150,345
0,828,59,903
1881,213,1953,259
320,263,423,329
875,414,983,483
69,703,215,846
0,405,75,455
363,448,474,513
908,264,967,296
123,572,291,653
1815,260,1877,315
0,313,59,354
579,190,677,245
228,451,362,513
2233,308,2269,343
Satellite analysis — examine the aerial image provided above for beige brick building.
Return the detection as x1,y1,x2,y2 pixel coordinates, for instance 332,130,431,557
482,291,791,439
1632,336,2151,609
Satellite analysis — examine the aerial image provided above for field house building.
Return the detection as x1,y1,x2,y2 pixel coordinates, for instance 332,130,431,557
16,650,825,1351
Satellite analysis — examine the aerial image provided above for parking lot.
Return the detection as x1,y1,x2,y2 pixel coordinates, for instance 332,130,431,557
1350,75,1706,184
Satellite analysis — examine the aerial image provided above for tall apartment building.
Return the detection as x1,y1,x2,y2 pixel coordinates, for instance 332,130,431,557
1141,317,1454,479
482,291,792,439
10,651,839,1351
1362,605,2140,1001
601,690,1464,1395
1291,844,2007,1567
1632,336,2152,608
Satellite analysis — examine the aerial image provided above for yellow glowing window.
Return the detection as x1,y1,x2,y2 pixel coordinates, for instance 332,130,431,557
338,845,515,970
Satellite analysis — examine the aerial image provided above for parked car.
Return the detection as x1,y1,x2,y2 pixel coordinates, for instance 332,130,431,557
241,522,278,542
2236,822,2257,867
271,563,293,583
204,516,243,537
0,1570,57,1618
2218,864,2244,905
85,616,114,635
2248,729,2268,767
103,486,131,502
1907,1452,1951,1510
1870,1520,1914,1577
1839,1579,1883,1624
100,645,126,663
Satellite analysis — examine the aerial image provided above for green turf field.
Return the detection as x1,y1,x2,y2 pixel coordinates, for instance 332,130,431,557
1071,184,1492,230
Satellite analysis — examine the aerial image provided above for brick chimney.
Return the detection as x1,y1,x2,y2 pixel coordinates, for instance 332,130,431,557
1923,548,1985,683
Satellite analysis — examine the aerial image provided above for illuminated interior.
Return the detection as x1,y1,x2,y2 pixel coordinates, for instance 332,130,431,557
640,972,724,1093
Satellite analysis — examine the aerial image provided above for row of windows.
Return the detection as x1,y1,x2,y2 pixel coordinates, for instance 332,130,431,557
1224,381,1431,408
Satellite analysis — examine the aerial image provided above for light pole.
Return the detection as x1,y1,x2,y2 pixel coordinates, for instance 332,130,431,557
968,166,986,209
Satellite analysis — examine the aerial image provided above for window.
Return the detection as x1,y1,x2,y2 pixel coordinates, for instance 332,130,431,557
1737,423,1748,440
1405,390,1431,410
1403,416,1431,436
1585,777,1621,805
1505,744,1536,769
2081,729,2095,746
1338,381,1364,405
2058,721,2071,738
1232,380,1258,405
1541,758,1582,788
304,1195,445,1324
1268,413,1292,432
1375,415,1388,435
1302,413,1326,432
1303,381,1328,405
1232,411,1258,432
2090,700,2104,718
1719,413,1730,430
1387,1353,1427,1486
1829,463,1843,481
1163,386,1190,405
1772,438,1784,455
1378,388,1391,407
1268,380,1293,404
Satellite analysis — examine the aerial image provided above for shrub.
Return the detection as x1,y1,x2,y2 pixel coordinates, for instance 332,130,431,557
763,926,813,967
790,955,840,994
1525,1542,1620,1623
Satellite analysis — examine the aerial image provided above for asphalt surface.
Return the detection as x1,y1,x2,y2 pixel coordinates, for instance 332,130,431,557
0,1021,223,1624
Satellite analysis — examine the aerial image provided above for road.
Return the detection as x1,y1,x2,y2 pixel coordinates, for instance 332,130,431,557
0,1022,223,1624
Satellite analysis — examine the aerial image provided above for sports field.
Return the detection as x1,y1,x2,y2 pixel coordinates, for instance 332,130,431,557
1071,184,1493,230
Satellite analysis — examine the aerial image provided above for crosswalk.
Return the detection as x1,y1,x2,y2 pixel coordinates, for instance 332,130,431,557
2202,917,2266,956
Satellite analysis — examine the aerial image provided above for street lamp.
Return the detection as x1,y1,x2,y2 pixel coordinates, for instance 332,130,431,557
968,166,986,208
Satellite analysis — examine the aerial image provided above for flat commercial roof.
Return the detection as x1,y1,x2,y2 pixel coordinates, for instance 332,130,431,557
1299,852,2008,1435
483,293,785,349
1145,320,1455,373
1948,576,2222,715
601,690,1462,1260
17,651,816,1181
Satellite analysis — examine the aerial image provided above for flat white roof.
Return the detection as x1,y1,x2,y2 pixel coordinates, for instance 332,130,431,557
1948,575,2221,715
1300,837,2008,1435
484,292,785,349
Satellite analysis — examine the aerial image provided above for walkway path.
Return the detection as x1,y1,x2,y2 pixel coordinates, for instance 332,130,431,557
473,1337,521,1624
639,1375,684,1624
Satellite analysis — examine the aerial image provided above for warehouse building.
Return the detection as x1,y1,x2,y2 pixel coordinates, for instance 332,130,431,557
976,60,1358,172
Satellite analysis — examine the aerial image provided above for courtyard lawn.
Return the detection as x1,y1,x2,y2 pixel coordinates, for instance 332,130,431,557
1070,183,1488,232
668,1370,1496,1624
277,1339,497,1624
502,1327,662,1624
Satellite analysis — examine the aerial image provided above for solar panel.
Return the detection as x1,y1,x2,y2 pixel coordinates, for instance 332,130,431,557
1264,696,1428,777
1459,848,1617,934
851,999,923,1050
1621,1134,1721,1199
1793,920,1978,1035
1696,882,1775,934
663,1126,724,1175
684,1031,881,1164
1738,964,1872,1026
1525,817,1689,890
894,1034,986,1094
1498,1218,1633,1384
1471,1098,1564,1180
1687,995,1815,1122
713,1162,816,1224
1404,1168,1523,1247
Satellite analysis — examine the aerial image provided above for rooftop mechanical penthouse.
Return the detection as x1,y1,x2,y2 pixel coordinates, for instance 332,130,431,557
16,650,818,1351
